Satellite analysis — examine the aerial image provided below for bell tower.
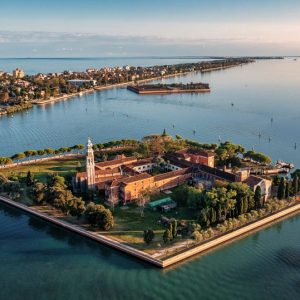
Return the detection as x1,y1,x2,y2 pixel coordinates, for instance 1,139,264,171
86,138,96,190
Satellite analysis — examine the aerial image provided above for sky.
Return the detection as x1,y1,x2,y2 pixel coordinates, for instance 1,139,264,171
0,0,300,57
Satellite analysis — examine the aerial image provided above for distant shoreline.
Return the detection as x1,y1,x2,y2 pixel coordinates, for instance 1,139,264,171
31,66,235,106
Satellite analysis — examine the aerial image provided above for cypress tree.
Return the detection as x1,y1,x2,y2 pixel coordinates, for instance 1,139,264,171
277,177,285,200
243,197,248,213
292,175,299,195
254,186,262,209
143,230,155,244
163,228,173,243
211,207,217,224
285,182,290,199
26,171,33,186
172,220,177,238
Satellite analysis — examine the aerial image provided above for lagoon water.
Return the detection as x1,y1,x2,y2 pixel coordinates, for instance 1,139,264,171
1,202,300,300
0,57,205,75
0,58,299,167
1,57,300,299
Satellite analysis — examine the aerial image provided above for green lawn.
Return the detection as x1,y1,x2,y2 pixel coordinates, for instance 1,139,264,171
1,157,85,183
1,157,196,254
101,202,196,253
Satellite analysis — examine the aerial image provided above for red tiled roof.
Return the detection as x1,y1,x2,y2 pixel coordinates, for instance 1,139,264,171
243,175,264,188
154,168,191,182
95,156,137,168
120,173,152,184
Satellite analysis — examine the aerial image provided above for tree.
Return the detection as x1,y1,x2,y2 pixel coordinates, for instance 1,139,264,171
172,184,190,207
277,177,285,200
163,228,173,243
136,189,151,217
143,229,155,244
37,149,46,156
168,222,173,240
85,202,114,230
244,150,271,165
101,209,114,231
33,182,47,204
26,170,34,186
285,182,290,199
67,197,86,218
292,175,299,195
44,148,55,155
24,150,37,158
198,208,211,228
11,152,25,161
0,173,8,184
172,220,177,238
254,186,262,209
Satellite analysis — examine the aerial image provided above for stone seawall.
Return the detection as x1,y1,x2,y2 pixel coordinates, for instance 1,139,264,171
0,196,163,267
1,195,300,268
162,203,300,267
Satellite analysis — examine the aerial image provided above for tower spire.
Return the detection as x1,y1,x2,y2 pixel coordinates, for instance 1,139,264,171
86,138,95,190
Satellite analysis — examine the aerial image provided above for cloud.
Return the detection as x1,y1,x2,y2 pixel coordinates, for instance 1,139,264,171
0,30,299,57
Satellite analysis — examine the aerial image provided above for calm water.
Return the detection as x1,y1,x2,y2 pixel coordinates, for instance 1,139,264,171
0,58,299,168
1,202,300,300
0,57,206,74
1,57,300,299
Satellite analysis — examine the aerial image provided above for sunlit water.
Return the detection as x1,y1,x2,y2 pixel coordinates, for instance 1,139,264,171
0,57,206,75
0,58,299,168
1,57,300,299
1,202,300,300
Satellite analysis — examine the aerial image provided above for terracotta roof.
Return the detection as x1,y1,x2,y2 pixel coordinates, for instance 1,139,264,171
195,164,237,182
243,175,264,188
120,173,152,184
76,172,87,179
154,168,191,182
95,156,137,168
105,179,121,188
95,168,121,176
128,158,154,167
163,154,193,168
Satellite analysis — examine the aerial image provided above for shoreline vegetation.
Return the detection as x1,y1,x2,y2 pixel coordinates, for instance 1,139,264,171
127,82,211,94
1,134,299,267
0,195,299,268
0,58,253,116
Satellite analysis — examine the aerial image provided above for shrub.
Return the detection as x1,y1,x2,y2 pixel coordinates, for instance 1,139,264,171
191,231,203,243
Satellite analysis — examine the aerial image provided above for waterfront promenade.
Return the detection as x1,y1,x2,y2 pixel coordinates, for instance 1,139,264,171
1,195,300,268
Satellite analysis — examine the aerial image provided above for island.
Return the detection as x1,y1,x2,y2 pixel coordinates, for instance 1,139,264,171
0,58,252,116
1,132,299,268
127,82,210,94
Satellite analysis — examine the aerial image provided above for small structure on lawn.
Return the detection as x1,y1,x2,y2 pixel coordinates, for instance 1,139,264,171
148,197,177,212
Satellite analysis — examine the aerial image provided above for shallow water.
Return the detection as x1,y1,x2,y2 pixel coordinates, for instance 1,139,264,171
1,57,300,299
0,58,299,168
1,202,300,300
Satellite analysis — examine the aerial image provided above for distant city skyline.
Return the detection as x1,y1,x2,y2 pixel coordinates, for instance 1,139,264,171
1,0,300,57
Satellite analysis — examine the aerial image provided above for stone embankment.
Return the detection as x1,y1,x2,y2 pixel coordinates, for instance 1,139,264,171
1,195,300,268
